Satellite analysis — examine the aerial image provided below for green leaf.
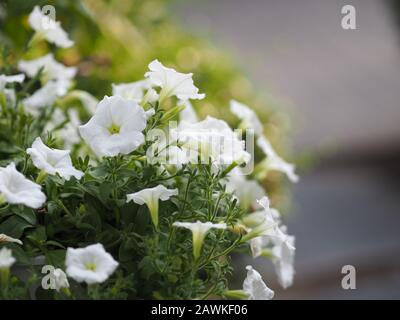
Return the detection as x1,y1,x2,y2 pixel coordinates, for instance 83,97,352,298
15,207,37,226
0,215,33,238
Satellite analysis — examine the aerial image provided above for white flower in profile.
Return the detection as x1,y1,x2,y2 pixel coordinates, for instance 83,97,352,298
225,168,265,210
53,268,70,292
243,265,274,300
27,137,83,180
0,234,23,245
257,135,299,183
28,6,74,48
173,116,250,166
22,81,60,111
145,59,205,102
127,185,178,228
112,80,151,103
79,95,147,157
0,162,46,209
18,53,78,86
0,74,25,91
230,100,263,136
65,243,118,285
173,220,227,260
0,247,16,269
271,226,295,289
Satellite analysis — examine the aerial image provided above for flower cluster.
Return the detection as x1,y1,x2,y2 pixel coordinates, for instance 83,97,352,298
0,6,298,300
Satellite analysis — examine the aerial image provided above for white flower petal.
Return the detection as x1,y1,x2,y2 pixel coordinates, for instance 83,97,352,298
0,234,23,245
230,100,263,135
257,135,299,183
18,54,76,83
0,162,46,209
53,268,70,292
66,243,118,285
243,265,274,300
27,137,83,180
0,247,16,268
29,6,74,48
126,185,178,205
112,80,150,102
173,116,250,166
79,96,147,157
145,59,204,101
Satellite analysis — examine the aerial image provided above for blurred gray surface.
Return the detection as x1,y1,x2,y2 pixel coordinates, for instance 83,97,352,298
175,0,400,299
175,0,400,153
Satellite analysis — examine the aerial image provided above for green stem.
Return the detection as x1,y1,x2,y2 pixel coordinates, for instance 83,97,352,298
36,170,48,184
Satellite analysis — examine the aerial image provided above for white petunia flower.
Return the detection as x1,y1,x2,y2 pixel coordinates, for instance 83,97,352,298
79,95,147,157
65,243,118,285
145,59,204,102
127,185,178,228
18,54,76,94
0,162,46,209
243,265,274,300
53,268,70,292
271,226,296,289
173,220,227,259
230,100,263,136
225,168,265,210
0,74,25,91
112,80,151,103
22,81,60,111
0,247,16,269
0,234,23,245
26,137,83,180
173,116,250,166
28,6,74,48
257,135,299,183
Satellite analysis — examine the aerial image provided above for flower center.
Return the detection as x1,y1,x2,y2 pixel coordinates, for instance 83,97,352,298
108,123,121,135
85,262,97,271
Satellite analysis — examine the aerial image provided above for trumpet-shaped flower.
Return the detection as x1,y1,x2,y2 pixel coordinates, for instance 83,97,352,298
28,6,74,48
173,221,227,260
53,268,70,292
127,185,178,228
257,135,299,183
0,234,23,245
0,162,46,209
79,96,147,157
27,137,83,180
243,265,274,300
271,226,295,289
65,243,118,285
112,80,151,102
0,74,25,91
173,116,250,166
18,54,76,86
230,100,263,135
145,59,204,102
